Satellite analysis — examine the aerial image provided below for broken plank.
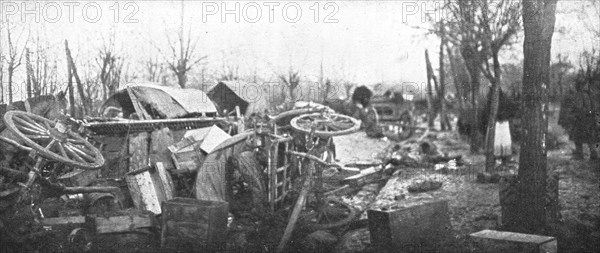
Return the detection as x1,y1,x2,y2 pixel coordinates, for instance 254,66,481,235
126,170,162,214
39,216,86,226
154,162,174,201
150,127,175,170
342,166,384,187
93,214,156,234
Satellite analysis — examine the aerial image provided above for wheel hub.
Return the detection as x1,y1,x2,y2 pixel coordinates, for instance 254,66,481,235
47,122,69,142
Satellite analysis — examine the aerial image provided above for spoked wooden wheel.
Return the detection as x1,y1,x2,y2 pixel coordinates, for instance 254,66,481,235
290,113,360,137
3,111,104,169
299,198,358,231
270,108,326,126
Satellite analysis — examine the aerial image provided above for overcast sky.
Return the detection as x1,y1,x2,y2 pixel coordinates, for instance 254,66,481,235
1,0,599,100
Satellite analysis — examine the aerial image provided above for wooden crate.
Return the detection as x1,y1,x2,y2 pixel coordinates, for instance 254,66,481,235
469,229,557,253
368,199,452,252
90,211,156,234
171,142,206,173
161,198,228,252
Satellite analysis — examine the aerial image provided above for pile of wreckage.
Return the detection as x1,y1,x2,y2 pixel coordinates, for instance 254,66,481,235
0,81,491,252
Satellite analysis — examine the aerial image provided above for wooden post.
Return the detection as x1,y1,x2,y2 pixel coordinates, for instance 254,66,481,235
125,132,162,214
425,50,436,129
127,87,152,120
65,40,88,116
65,40,76,116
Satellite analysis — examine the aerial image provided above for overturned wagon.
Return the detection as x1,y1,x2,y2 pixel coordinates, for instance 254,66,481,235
84,83,243,213
371,85,416,140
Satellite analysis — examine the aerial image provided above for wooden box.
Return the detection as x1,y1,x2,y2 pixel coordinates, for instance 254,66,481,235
161,198,228,252
171,142,206,174
469,230,557,253
368,199,452,252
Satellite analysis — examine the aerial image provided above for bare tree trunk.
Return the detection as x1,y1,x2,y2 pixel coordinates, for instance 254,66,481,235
557,55,564,96
0,56,3,104
447,47,465,112
439,22,451,131
65,40,88,116
26,48,32,98
177,71,187,88
512,0,557,234
65,41,76,116
464,56,482,152
7,67,14,103
425,50,436,128
484,78,500,172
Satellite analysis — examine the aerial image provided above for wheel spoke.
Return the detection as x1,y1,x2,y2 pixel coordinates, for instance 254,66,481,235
45,139,57,151
43,121,52,130
24,134,51,141
57,143,68,158
66,131,86,142
17,115,48,131
66,143,96,158
64,145,85,163
13,117,46,133
16,125,46,135
65,143,96,162
66,138,86,145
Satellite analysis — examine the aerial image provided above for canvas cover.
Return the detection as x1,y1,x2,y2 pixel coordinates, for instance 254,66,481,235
100,83,217,119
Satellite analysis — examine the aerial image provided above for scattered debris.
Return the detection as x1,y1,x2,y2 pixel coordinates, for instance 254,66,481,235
407,177,444,193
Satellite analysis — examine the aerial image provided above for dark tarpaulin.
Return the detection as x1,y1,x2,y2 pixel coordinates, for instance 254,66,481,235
207,81,271,117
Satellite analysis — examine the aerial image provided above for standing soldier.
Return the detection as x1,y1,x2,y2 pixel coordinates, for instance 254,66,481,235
590,77,600,161
569,76,598,160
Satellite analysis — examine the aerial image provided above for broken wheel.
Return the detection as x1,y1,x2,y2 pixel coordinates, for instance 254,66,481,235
290,112,360,137
299,198,357,231
3,111,104,169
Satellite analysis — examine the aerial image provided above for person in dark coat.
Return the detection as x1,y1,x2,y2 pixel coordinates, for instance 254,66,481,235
566,78,599,160
324,86,383,138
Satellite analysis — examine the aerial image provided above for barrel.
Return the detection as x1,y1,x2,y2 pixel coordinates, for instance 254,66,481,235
161,198,228,252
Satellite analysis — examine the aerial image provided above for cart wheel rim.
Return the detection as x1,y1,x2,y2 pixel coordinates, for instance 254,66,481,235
3,111,104,169
290,113,360,137
299,198,358,231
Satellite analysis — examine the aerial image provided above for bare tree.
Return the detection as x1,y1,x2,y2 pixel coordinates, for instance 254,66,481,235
438,21,451,131
5,20,29,103
219,63,239,81
279,69,301,107
97,46,123,100
322,79,332,103
475,0,521,172
344,82,354,99
155,1,206,88
432,0,521,162
65,40,90,116
508,0,557,233
145,56,165,83
425,49,437,128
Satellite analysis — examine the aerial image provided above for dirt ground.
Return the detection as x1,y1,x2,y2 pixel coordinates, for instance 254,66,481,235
327,111,600,253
